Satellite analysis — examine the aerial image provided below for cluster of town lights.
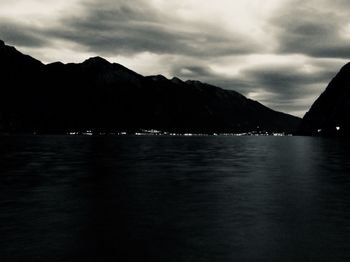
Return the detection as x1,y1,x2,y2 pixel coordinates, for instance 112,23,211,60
67,129,291,137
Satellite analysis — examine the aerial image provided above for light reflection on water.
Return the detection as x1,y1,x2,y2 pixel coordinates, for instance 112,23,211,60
1,136,350,261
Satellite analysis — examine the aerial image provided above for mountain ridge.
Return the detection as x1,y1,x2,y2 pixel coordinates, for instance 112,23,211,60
0,40,301,134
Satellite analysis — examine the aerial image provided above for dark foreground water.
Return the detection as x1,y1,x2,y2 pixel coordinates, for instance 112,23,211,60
1,136,350,262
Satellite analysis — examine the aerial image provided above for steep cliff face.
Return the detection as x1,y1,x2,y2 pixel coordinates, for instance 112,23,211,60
0,40,301,134
300,63,350,136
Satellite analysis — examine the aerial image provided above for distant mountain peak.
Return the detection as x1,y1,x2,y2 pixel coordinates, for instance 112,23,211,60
149,75,168,81
48,61,65,66
83,56,110,66
171,77,184,84
0,39,4,46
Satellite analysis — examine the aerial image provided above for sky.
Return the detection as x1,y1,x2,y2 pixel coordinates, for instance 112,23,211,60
0,0,349,117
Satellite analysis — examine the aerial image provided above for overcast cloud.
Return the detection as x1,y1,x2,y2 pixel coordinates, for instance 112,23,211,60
0,0,349,117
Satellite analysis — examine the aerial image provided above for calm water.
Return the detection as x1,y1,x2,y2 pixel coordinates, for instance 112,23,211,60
1,136,350,262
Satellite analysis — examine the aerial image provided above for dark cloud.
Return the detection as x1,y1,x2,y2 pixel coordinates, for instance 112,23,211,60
172,65,216,78
170,61,341,116
0,0,264,58
0,20,48,47
173,63,335,96
170,63,253,93
238,64,336,115
51,0,262,57
242,65,336,99
271,0,350,59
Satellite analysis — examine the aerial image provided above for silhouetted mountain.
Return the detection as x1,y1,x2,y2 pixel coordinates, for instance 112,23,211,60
0,40,301,134
300,63,350,136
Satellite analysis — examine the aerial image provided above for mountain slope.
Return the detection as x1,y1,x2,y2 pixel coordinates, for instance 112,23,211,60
0,40,45,131
300,63,350,136
0,40,301,134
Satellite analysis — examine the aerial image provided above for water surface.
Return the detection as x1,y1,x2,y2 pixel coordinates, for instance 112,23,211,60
1,136,350,261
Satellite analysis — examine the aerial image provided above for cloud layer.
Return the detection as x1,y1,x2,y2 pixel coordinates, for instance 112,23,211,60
0,0,349,116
